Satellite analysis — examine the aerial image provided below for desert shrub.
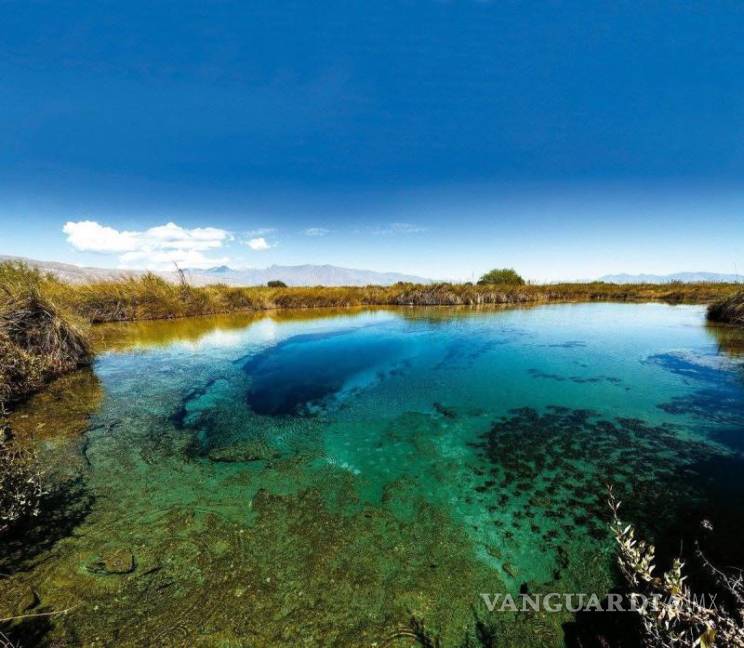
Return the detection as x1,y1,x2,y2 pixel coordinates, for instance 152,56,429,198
609,487,744,647
477,268,525,286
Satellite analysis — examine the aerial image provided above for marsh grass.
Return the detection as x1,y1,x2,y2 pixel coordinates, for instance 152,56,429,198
708,291,744,327
42,277,743,324
0,262,90,406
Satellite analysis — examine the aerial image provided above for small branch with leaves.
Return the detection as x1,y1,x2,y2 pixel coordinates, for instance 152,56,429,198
608,485,744,648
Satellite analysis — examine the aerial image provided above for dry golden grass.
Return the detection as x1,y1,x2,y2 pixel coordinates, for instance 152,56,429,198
43,276,742,323
0,262,90,406
708,290,744,327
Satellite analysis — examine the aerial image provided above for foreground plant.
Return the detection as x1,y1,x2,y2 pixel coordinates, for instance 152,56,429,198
0,630,18,648
608,486,744,647
0,261,89,405
0,417,46,536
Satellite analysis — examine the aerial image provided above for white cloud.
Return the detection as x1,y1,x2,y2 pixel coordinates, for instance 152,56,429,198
63,220,140,253
246,237,272,251
63,220,231,269
304,227,330,237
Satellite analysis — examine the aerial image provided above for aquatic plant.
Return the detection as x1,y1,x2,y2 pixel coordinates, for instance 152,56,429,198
609,487,744,648
477,268,526,286
707,291,744,327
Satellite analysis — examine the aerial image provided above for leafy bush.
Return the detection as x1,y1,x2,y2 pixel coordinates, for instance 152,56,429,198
609,486,744,647
477,268,525,286
267,280,288,288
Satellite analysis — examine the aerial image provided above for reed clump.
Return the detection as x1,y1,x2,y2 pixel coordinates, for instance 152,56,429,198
707,291,744,327
0,262,90,406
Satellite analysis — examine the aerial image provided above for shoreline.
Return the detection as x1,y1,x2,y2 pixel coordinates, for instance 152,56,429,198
1,259,742,410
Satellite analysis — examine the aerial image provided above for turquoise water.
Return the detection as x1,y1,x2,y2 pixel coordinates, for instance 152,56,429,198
3,303,744,646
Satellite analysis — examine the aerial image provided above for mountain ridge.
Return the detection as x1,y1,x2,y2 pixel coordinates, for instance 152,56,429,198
0,255,432,287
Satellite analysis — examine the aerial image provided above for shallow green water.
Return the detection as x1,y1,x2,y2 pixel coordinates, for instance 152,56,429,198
3,303,744,646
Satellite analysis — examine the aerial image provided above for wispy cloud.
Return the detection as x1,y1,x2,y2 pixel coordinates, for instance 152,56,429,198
304,227,330,237
63,220,231,269
246,236,274,251
371,222,428,235
245,227,276,236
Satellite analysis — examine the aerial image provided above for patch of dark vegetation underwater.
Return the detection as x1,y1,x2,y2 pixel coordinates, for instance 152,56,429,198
468,407,744,581
527,368,624,386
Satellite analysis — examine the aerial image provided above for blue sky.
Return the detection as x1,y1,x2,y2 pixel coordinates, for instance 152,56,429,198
1,1,743,281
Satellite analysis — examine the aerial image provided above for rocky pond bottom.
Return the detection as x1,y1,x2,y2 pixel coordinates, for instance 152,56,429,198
3,304,744,646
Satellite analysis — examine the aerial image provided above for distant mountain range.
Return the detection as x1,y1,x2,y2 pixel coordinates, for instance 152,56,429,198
4,256,743,287
188,264,432,286
0,256,431,287
598,272,744,284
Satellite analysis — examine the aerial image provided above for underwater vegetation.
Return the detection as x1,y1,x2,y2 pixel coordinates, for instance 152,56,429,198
2,302,744,646
468,406,743,570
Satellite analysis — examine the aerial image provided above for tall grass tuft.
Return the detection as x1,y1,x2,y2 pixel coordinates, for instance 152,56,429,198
707,291,744,327
0,262,90,406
